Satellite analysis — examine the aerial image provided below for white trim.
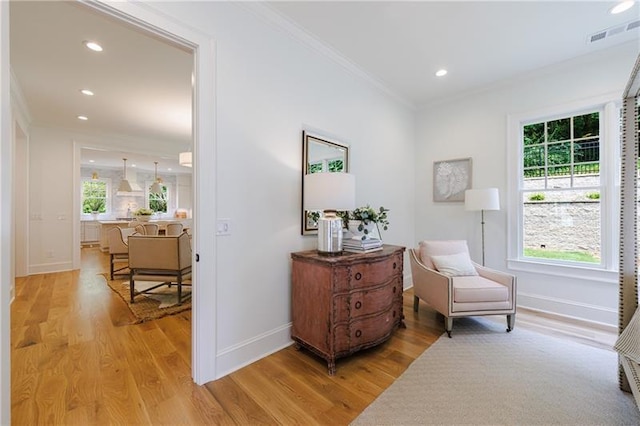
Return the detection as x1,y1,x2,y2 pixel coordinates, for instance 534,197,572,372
216,324,293,379
84,0,218,385
0,2,10,422
518,292,618,326
10,69,31,128
240,2,414,110
507,92,621,277
28,262,74,276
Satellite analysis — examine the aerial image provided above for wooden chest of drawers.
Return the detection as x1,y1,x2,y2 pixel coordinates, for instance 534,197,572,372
291,245,405,375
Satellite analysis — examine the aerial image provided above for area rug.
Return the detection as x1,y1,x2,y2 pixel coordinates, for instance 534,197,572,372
352,317,640,425
101,273,191,324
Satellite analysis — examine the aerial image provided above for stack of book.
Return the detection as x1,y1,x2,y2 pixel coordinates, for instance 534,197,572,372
343,237,383,253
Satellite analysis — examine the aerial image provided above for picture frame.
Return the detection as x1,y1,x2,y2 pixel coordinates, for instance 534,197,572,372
433,157,472,202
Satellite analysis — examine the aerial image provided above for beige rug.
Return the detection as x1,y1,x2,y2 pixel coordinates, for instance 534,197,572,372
101,274,191,324
352,317,640,425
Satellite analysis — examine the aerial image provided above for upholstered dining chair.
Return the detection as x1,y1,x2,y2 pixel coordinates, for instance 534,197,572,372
141,223,160,235
409,240,516,337
128,233,192,305
165,222,184,236
107,227,137,280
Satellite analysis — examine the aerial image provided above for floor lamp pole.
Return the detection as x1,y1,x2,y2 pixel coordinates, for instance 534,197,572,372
480,209,486,266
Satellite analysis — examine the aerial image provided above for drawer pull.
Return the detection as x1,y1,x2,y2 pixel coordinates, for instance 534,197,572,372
355,301,362,310
393,286,396,293
393,262,397,269
355,272,362,281
393,310,396,318
355,330,362,338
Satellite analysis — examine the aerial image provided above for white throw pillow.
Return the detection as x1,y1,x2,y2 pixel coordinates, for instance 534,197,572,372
430,252,478,277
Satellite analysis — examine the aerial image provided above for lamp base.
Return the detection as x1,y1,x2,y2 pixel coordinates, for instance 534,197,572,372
317,212,343,255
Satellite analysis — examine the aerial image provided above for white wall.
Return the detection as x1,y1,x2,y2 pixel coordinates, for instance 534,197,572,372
146,2,416,375
415,42,639,326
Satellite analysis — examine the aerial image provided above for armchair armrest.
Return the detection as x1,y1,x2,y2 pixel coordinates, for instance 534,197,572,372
409,248,452,315
473,263,515,288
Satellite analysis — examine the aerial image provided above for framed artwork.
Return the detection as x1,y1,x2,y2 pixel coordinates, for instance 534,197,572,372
433,157,472,202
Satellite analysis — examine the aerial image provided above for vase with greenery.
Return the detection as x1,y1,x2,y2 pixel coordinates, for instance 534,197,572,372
345,205,390,240
133,207,154,221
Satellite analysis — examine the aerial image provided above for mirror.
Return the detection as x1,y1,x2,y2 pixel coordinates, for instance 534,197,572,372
302,131,349,235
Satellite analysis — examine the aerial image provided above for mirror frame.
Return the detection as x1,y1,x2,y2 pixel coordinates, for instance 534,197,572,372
301,131,350,235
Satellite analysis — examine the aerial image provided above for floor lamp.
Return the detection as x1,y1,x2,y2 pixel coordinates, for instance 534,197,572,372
465,188,500,266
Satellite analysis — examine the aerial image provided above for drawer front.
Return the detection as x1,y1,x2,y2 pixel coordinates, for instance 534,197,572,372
334,277,401,321
334,253,403,291
333,305,400,354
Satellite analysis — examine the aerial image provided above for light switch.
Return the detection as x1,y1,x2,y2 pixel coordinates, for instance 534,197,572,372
217,219,231,236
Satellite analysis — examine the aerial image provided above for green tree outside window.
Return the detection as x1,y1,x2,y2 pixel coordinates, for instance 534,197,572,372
82,180,107,213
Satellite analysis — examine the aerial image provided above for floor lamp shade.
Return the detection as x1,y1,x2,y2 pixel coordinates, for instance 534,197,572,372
304,172,356,254
465,188,500,211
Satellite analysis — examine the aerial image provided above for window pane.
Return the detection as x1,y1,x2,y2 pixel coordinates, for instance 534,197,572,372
524,122,544,145
149,185,168,213
523,189,600,264
82,180,107,213
328,159,344,172
573,112,599,139
574,138,599,164
547,118,570,142
308,163,322,173
547,142,570,165
524,145,544,169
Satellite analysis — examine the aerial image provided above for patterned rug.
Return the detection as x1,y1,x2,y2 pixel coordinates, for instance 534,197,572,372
101,273,191,324
352,317,640,425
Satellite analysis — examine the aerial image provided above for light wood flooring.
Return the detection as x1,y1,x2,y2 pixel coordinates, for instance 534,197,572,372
11,247,617,425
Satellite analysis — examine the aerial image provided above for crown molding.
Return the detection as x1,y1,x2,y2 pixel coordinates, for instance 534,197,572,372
238,2,415,110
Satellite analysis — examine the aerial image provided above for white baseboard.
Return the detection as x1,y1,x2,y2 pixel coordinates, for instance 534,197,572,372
29,261,74,275
215,322,293,380
518,292,617,328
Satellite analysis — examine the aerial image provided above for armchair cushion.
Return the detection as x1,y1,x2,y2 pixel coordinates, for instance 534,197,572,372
431,252,478,277
419,240,471,269
452,276,509,303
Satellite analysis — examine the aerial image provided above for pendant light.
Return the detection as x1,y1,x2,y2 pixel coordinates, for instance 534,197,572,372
150,161,163,195
91,171,99,180
117,158,133,192
179,151,192,167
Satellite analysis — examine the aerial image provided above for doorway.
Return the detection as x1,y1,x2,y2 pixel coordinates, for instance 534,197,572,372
4,1,218,389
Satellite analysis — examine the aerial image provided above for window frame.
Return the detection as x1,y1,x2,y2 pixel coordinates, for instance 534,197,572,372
506,94,620,282
80,177,112,218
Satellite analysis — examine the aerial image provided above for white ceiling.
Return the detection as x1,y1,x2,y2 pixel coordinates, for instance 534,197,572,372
9,1,640,172
267,1,640,106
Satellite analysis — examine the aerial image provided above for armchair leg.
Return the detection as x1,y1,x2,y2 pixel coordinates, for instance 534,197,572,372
445,317,453,338
413,295,419,312
506,314,515,332
130,272,135,303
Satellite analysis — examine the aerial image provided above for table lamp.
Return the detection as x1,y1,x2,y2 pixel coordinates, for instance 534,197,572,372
304,172,356,255
465,188,500,265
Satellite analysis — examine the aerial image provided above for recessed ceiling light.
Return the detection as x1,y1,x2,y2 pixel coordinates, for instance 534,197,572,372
167,168,173,171
610,1,635,14
80,89,94,96
77,115,88,121
131,164,137,168
83,41,103,52
435,69,448,77
89,159,95,163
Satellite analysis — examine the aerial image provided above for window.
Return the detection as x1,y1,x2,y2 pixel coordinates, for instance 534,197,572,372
509,97,619,273
81,178,110,214
148,183,168,213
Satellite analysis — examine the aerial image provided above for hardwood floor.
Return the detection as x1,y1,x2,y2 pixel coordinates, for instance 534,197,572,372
11,248,616,425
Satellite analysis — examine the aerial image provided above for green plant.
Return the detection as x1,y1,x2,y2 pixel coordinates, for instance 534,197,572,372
347,205,390,238
528,193,545,201
133,207,154,216
586,192,600,200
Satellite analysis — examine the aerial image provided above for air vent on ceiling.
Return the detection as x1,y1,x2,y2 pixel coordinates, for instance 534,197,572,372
588,19,640,43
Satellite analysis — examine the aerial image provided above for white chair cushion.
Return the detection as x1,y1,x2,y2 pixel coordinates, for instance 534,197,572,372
431,252,478,277
418,240,471,269
452,276,509,303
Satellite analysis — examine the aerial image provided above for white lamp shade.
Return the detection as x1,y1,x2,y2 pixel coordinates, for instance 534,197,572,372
117,179,133,192
150,181,163,195
304,172,356,211
465,188,500,211
179,152,192,167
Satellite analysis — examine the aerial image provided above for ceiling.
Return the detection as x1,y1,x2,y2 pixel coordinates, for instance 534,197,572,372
267,1,640,106
9,1,640,171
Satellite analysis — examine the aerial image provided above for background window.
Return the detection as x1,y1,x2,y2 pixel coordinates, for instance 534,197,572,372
82,179,108,214
149,184,168,213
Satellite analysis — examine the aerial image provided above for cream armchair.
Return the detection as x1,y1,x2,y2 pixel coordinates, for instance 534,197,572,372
410,240,516,337
107,227,137,280
128,233,192,305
